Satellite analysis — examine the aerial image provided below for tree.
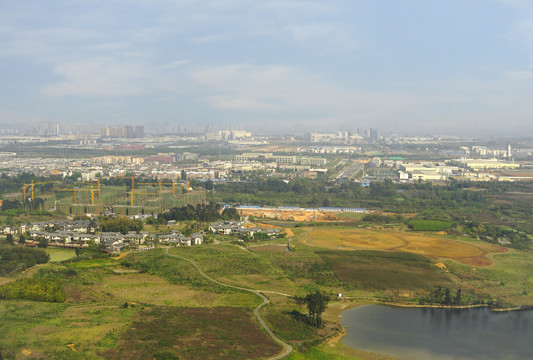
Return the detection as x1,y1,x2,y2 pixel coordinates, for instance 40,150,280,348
1,234,14,245
454,288,462,305
204,179,214,190
221,207,240,220
37,237,48,248
304,291,329,327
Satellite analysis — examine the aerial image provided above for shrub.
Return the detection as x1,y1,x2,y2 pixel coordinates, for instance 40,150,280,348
0,278,66,302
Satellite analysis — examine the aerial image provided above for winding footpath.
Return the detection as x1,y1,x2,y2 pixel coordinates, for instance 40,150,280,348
165,248,293,360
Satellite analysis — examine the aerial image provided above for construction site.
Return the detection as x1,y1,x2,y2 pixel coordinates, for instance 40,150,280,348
20,178,206,216
237,206,367,222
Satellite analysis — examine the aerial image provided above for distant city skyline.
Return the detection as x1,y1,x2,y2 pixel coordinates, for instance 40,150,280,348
2,1,533,137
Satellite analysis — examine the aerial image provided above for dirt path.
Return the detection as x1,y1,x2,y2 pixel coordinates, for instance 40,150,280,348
0,263,47,286
283,228,295,237
165,248,293,360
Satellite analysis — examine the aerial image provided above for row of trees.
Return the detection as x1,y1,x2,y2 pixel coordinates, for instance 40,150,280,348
1,198,46,212
152,203,240,224
212,178,498,211
420,287,463,306
0,173,59,196
0,246,50,276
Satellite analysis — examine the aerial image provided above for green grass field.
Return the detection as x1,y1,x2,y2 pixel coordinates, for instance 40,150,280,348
104,306,282,360
444,248,533,306
0,300,141,359
317,249,451,290
2,222,532,359
46,248,77,262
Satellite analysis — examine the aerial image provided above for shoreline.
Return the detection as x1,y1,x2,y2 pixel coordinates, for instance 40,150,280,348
327,300,531,346
326,300,532,360
384,301,531,312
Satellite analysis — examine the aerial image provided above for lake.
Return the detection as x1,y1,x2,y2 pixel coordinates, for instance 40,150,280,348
341,304,533,360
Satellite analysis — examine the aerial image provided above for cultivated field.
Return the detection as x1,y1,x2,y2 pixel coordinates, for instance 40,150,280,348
297,227,507,267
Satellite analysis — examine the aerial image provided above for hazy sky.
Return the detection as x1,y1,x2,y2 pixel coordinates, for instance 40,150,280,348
1,0,533,136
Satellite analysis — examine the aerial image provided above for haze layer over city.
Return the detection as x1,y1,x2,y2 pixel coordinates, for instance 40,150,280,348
1,1,532,360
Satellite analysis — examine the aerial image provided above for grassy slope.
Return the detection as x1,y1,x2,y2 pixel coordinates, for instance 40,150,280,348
0,300,141,359
46,248,77,262
444,249,533,306
318,249,451,290
104,306,282,360
1,223,532,359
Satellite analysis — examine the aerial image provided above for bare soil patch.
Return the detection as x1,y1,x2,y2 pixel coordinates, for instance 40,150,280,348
241,208,338,221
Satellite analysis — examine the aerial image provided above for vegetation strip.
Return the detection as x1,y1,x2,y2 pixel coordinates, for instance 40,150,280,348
164,248,293,359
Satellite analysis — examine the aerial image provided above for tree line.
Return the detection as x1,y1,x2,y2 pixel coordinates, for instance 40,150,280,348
0,246,50,276
151,203,240,224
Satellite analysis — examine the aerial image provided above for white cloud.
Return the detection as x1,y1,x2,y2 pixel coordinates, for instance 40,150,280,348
41,58,149,97
190,64,418,121
161,60,191,69
506,70,533,80
284,23,360,52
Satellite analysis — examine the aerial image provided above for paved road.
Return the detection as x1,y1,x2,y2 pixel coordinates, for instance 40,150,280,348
165,248,293,360
339,161,364,180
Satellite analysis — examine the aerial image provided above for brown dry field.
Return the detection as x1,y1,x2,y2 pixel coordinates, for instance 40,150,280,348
284,228,295,237
298,227,507,267
241,208,338,221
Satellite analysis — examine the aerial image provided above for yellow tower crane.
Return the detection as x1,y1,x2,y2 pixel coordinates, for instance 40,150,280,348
137,179,177,195
22,180,59,201
126,190,159,206
75,178,101,197
57,186,96,204
116,176,136,206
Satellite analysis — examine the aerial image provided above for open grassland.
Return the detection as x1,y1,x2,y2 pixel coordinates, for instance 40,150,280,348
317,250,451,290
2,234,532,359
125,248,261,296
168,243,350,296
46,248,76,262
36,257,259,308
167,245,301,295
261,293,338,352
444,248,533,306
297,226,506,267
0,251,277,359
287,342,400,360
97,272,258,307
0,300,141,360
104,306,282,360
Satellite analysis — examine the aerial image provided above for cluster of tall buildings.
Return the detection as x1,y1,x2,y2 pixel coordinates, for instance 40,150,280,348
205,129,252,141
100,125,145,138
306,128,379,143
38,121,61,135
